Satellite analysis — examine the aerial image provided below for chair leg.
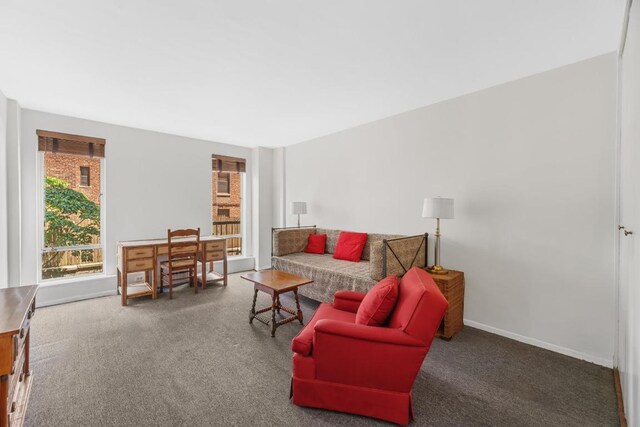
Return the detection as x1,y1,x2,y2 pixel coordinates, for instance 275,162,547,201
169,268,173,299
193,265,198,294
160,268,164,294
202,261,207,291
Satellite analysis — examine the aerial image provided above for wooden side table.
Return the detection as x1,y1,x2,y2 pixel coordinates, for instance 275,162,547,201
428,270,465,340
241,270,313,337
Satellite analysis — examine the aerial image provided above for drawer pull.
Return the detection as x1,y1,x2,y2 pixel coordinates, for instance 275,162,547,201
10,401,16,413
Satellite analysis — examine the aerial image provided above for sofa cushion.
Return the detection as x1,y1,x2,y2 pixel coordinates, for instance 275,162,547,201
361,233,402,261
305,233,326,254
292,303,356,356
333,231,368,262
272,227,316,256
315,228,340,254
272,253,376,303
355,275,399,326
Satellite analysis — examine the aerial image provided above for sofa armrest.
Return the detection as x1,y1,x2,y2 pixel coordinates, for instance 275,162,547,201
312,319,427,392
369,234,428,281
332,291,366,313
272,227,316,256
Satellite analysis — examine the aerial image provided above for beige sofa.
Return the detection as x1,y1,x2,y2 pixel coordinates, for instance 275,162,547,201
271,227,427,303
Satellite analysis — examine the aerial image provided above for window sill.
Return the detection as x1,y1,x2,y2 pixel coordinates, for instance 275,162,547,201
38,272,112,287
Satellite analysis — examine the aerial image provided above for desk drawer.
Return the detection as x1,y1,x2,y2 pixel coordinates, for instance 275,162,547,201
205,250,224,262
127,258,154,272
205,241,225,252
127,247,154,260
7,342,25,406
16,316,30,358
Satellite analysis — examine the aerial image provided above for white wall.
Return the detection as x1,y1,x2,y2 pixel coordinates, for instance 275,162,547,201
0,89,7,287
618,0,640,423
17,109,254,304
284,53,617,366
6,99,21,287
251,147,274,270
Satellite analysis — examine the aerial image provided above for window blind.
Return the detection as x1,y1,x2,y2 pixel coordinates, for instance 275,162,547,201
37,130,106,158
212,154,246,173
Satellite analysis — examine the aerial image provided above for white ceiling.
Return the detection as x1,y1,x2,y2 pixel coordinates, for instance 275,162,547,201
0,1,625,147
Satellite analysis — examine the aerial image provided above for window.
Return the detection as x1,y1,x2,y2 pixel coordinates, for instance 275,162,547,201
80,166,90,186
212,155,245,256
217,173,230,194
38,130,105,280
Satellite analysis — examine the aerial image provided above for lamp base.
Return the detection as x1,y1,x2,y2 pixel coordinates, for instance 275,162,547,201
427,265,449,275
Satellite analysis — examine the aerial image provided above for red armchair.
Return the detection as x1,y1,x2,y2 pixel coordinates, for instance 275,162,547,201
290,267,448,425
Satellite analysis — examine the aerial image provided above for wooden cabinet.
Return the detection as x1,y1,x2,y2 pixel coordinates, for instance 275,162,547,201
0,286,37,427
428,270,465,340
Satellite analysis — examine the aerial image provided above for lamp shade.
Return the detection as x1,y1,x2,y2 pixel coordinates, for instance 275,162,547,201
291,202,307,215
422,197,454,219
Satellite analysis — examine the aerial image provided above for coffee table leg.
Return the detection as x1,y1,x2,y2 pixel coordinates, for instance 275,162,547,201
249,289,258,324
276,294,281,314
271,295,278,337
294,289,303,324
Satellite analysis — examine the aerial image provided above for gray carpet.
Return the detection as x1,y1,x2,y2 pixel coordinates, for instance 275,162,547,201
25,273,618,426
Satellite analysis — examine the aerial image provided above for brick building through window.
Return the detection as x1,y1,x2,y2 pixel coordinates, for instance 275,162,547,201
212,155,245,255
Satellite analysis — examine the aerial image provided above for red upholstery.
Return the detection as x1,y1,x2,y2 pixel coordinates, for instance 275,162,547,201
291,303,356,357
332,290,366,313
291,267,448,425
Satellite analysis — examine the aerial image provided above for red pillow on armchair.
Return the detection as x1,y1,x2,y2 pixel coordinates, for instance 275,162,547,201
355,275,399,326
333,231,368,262
305,233,326,254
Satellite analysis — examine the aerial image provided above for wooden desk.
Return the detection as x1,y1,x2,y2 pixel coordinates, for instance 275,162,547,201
0,285,37,427
117,236,227,306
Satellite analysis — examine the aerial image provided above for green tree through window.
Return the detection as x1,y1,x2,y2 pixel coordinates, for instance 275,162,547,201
43,176,100,276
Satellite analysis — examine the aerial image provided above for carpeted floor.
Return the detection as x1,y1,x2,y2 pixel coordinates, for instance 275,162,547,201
24,273,618,426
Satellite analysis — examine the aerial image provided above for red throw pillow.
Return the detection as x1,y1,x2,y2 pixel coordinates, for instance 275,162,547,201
355,275,399,326
333,231,368,262
305,233,326,254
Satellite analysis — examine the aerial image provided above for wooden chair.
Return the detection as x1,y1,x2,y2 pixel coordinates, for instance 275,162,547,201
159,228,201,299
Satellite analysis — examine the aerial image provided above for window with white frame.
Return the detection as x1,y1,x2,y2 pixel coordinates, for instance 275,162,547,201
38,130,105,280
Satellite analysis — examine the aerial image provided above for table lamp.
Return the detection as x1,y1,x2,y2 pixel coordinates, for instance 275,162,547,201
422,197,454,274
291,202,307,228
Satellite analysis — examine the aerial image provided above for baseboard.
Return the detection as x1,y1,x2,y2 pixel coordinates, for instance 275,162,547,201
38,290,117,307
463,319,613,368
613,368,628,427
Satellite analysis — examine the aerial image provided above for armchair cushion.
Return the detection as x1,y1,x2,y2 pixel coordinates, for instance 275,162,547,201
291,303,356,356
355,275,399,326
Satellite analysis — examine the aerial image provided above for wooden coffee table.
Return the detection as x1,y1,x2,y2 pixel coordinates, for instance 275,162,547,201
241,270,313,337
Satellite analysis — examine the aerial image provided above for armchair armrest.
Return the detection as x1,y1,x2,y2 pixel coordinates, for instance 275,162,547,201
313,319,427,392
332,291,366,313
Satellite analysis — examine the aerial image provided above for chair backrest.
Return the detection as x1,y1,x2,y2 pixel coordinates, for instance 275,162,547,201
167,228,200,265
386,267,448,346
